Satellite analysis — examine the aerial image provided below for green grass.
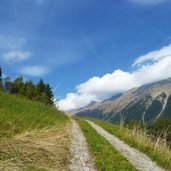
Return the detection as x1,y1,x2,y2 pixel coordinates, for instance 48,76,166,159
0,92,70,171
87,118,171,171
75,117,138,171
0,92,69,139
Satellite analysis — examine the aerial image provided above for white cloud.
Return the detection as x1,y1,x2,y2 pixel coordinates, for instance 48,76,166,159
20,66,48,77
57,93,98,111
132,44,171,66
0,36,32,64
127,0,169,5
2,51,31,63
57,44,171,111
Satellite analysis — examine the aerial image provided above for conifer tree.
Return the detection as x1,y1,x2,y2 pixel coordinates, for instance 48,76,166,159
25,80,35,99
45,84,53,104
1,73,54,105
35,79,46,101
11,76,24,94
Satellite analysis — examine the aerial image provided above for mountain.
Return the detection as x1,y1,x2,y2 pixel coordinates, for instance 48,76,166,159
73,78,171,124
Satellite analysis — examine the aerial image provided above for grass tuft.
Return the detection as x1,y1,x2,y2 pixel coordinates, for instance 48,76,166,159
0,92,68,139
0,92,71,170
87,118,171,171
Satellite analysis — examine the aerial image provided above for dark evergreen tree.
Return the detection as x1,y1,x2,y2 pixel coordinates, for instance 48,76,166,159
45,84,54,104
11,76,24,94
36,79,45,92
35,79,46,101
1,73,54,105
25,80,35,99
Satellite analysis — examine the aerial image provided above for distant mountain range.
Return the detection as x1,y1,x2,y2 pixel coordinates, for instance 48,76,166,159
73,78,171,124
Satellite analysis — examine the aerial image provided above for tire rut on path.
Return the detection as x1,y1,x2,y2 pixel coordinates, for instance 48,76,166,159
86,120,165,171
69,119,96,171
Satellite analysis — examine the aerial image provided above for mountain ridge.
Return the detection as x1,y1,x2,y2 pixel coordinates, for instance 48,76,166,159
73,78,171,124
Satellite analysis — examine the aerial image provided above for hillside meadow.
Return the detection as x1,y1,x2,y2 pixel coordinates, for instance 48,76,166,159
0,92,71,171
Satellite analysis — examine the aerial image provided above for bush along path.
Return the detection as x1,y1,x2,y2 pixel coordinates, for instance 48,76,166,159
85,120,165,171
69,119,96,171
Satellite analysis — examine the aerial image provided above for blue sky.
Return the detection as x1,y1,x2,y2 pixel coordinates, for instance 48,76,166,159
1,0,171,110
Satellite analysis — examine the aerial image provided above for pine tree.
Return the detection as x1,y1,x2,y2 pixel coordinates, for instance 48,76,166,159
35,79,46,101
2,74,54,105
11,76,24,94
45,84,54,104
36,79,45,93
25,80,35,99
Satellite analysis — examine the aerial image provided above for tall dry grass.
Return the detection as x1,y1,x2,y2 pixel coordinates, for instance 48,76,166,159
0,92,71,170
88,118,171,170
124,126,171,162
0,122,71,171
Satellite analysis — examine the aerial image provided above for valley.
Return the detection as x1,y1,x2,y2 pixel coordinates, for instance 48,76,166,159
1,79,171,170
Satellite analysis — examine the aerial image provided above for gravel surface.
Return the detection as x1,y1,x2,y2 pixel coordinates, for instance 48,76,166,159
69,120,96,171
86,120,165,171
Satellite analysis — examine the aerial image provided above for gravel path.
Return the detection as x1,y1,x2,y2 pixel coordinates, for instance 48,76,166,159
69,120,96,171
86,120,165,171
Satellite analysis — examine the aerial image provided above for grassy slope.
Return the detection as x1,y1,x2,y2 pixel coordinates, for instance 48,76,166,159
75,118,138,171
0,92,70,171
87,118,171,171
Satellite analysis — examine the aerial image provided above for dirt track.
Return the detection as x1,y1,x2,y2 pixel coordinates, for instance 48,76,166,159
86,120,165,171
69,120,96,171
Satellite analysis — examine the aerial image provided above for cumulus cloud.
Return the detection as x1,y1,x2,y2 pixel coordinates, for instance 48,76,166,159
2,51,31,63
20,66,48,77
127,0,170,5
132,44,171,66
57,93,98,111
57,44,171,111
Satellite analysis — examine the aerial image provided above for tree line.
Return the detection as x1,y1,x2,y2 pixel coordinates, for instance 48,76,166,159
0,67,54,105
